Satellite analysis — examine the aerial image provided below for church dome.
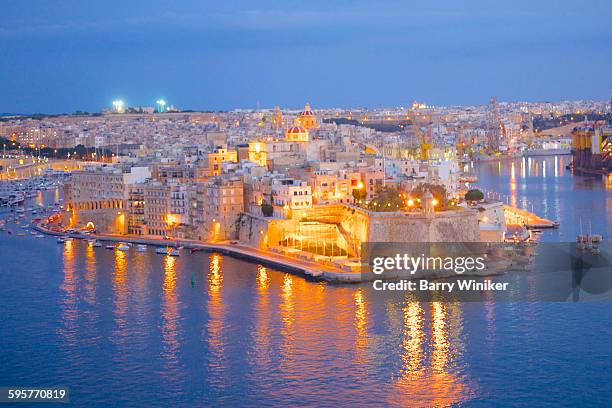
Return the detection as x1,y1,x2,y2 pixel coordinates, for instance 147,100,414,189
287,124,307,133
300,103,315,117
285,118,309,141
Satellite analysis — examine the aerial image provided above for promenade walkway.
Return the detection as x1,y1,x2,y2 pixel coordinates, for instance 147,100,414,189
33,224,362,282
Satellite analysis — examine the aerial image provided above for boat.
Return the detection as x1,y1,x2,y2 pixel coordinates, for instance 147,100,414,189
106,244,115,250
591,245,601,255
57,237,66,243
155,247,168,255
117,243,130,251
17,232,25,236
168,248,180,257
35,234,44,238
136,244,148,252
576,218,587,250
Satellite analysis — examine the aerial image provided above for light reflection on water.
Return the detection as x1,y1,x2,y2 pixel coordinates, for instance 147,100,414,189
2,169,612,406
475,155,611,241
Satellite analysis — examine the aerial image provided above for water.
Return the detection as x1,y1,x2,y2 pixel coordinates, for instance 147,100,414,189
472,154,611,241
1,157,611,407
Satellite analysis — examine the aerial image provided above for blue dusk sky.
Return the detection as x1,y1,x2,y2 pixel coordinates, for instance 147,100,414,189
1,0,611,113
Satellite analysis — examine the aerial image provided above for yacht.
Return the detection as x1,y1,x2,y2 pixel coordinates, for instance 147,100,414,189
117,243,130,251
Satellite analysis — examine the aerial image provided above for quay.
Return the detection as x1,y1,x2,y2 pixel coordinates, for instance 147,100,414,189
32,223,363,283
504,205,559,229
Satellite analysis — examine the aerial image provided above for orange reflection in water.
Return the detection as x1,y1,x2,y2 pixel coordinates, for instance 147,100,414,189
400,300,424,377
59,240,78,346
161,255,179,366
391,300,469,407
509,161,517,208
112,249,128,339
280,274,294,331
354,289,369,353
206,254,227,389
252,265,272,378
84,244,96,305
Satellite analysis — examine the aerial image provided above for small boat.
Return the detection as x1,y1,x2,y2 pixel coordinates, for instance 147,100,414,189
17,232,25,237
92,241,102,247
136,244,147,252
35,234,44,238
591,245,601,255
117,243,130,251
168,248,180,257
155,247,168,255
106,244,115,250
57,237,66,243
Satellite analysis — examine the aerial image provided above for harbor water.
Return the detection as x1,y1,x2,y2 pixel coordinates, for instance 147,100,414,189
1,156,610,406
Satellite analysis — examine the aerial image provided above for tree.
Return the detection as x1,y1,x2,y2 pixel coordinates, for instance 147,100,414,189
367,186,405,212
465,189,484,202
261,201,273,217
352,187,367,204
411,183,448,207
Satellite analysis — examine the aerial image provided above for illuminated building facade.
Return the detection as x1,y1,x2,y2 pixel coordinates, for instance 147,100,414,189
208,148,238,176
298,103,318,129
285,119,309,142
271,178,312,218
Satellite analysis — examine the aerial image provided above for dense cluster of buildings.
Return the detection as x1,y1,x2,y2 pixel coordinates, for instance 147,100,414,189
3,98,608,265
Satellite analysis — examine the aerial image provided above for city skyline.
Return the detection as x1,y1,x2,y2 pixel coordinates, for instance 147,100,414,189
2,0,612,113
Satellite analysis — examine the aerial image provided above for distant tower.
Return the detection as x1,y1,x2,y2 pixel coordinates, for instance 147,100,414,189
298,102,318,129
272,106,283,129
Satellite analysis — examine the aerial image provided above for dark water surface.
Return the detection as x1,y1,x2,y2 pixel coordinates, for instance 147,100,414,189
1,156,611,407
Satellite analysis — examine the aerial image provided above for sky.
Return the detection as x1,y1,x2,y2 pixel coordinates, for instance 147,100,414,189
1,0,611,113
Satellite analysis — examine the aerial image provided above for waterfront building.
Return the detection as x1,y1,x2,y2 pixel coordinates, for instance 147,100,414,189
201,177,244,241
143,181,170,237
65,165,150,233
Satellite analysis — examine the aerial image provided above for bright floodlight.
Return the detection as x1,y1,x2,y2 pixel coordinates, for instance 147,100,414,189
156,99,166,106
112,100,124,108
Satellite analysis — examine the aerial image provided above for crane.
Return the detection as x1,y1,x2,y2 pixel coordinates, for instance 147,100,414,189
407,110,432,161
